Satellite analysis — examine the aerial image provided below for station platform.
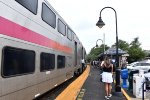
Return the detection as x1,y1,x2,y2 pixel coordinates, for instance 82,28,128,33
56,65,136,100
76,65,126,100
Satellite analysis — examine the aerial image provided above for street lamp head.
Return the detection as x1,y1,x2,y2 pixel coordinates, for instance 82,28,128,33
96,17,105,28
96,44,98,47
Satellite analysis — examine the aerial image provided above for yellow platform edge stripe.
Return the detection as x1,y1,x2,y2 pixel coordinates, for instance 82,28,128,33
114,80,131,100
56,65,90,100
121,88,131,100
56,65,131,100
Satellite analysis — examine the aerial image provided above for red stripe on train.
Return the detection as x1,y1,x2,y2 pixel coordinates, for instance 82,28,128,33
0,17,72,54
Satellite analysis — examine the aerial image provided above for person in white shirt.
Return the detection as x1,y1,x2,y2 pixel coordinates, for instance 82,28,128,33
81,59,85,71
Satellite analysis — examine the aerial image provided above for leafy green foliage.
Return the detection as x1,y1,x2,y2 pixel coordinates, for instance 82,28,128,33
86,37,147,63
112,39,129,51
86,44,109,62
127,37,146,63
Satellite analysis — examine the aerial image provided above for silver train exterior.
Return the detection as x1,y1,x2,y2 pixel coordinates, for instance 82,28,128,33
0,0,86,100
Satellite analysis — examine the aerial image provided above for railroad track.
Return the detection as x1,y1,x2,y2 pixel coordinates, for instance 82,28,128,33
34,76,78,100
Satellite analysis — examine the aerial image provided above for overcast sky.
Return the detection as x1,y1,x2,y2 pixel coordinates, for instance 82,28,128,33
48,0,150,54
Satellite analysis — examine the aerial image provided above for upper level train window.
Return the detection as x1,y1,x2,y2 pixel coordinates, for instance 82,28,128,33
57,55,65,69
42,3,56,28
2,47,35,78
58,19,66,36
72,32,75,40
40,52,55,71
15,0,38,15
67,28,72,41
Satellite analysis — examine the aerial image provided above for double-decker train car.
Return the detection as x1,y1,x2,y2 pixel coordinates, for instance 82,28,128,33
0,0,86,99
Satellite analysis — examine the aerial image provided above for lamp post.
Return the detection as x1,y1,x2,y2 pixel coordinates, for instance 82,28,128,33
96,7,121,93
96,39,105,56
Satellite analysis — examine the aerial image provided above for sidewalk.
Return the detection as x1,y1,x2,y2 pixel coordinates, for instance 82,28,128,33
77,66,126,100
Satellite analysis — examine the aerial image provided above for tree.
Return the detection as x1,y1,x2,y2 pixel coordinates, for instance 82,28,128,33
130,37,141,47
86,44,109,62
112,39,129,51
128,37,146,63
86,37,147,63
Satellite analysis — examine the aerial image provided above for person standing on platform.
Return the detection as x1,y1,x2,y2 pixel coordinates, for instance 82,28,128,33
81,59,85,71
101,57,113,99
99,58,104,75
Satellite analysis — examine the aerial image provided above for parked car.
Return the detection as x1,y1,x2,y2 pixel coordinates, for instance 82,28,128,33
127,61,139,69
127,60,150,72
144,73,150,89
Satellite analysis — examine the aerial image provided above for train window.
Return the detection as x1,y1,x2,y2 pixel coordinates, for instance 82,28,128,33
15,0,38,15
40,52,55,71
42,3,56,28
58,19,66,36
72,32,75,40
2,47,35,78
57,55,65,69
67,28,72,41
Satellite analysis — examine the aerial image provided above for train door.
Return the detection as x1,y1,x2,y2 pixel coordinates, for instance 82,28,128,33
81,47,83,59
74,42,77,66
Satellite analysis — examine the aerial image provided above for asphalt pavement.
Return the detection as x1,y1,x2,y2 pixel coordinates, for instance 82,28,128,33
77,66,126,100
